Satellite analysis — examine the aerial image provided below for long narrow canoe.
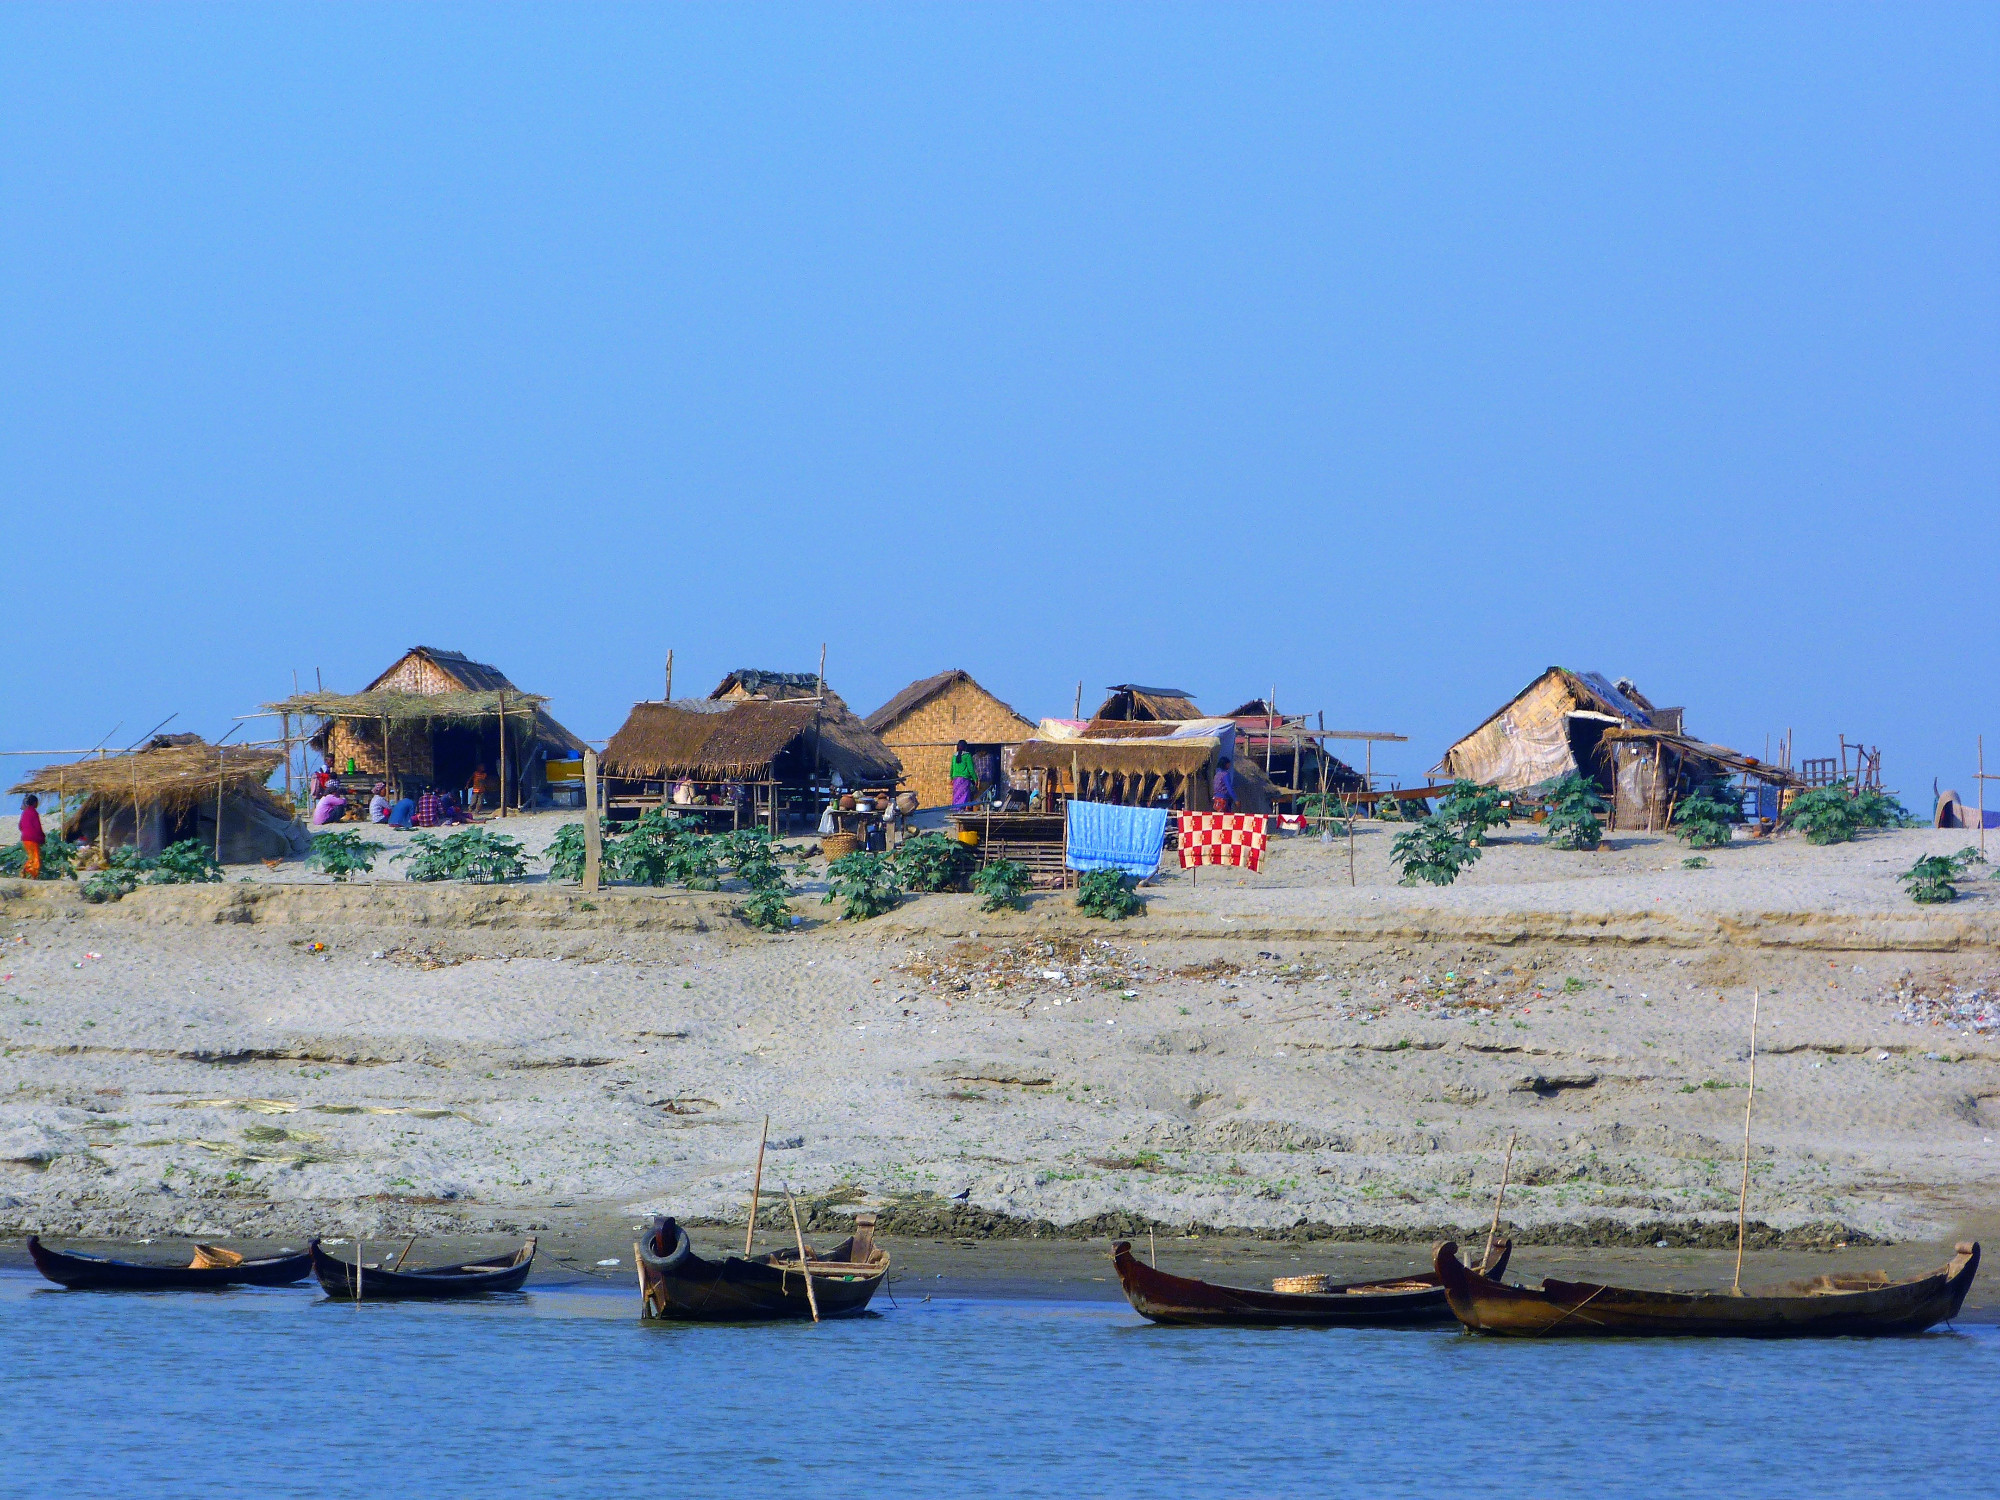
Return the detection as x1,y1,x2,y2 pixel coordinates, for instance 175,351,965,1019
637,1215,889,1321
1112,1238,1512,1327
27,1235,311,1291
309,1237,536,1299
1434,1239,1981,1338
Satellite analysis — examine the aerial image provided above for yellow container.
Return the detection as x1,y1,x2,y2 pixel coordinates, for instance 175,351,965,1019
956,829,980,846
545,759,583,784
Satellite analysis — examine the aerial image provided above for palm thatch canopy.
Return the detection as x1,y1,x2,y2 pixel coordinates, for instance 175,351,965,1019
1094,684,1201,722
263,688,549,724
602,699,901,785
12,735,285,814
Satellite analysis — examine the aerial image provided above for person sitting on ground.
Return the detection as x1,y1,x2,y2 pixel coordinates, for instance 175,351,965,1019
414,787,441,828
1211,756,1235,815
436,791,471,825
16,793,44,880
386,792,416,829
367,783,392,823
311,789,349,826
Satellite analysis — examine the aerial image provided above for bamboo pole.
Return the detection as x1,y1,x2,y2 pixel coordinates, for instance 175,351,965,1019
744,1115,769,1255
392,1235,416,1271
1482,1131,1517,1270
355,1237,363,1303
1733,990,1759,1295
582,749,602,894
784,1187,819,1322
496,686,508,817
665,649,673,703
1980,735,1986,860
215,748,226,861
382,718,392,801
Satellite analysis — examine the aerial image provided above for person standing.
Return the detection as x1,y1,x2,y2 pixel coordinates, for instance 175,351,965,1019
1211,756,1235,814
949,741,978,810
468,764,493,812
16,794,44,880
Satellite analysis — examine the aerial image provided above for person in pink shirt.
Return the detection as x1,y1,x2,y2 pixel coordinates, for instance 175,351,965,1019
16,794,44,879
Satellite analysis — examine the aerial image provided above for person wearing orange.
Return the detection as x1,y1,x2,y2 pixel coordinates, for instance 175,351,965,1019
468,764,494,811
17,794,44,879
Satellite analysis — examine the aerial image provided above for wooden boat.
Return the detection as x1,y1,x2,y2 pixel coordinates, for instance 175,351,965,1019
1111,1237,1512,1327
1433,1238,1981,1338
308,1237,536,1299
636,1214,889,1321
26,1235,311,1291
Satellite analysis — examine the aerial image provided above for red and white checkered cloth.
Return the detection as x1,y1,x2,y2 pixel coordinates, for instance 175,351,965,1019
1177,812,1268,871
1275,813,1308,833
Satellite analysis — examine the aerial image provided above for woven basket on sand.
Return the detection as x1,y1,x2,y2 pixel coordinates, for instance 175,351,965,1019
1272,1273,1331,1294
821,832,861,860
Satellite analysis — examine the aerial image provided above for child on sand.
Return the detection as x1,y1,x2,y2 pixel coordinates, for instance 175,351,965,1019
16,794,43,879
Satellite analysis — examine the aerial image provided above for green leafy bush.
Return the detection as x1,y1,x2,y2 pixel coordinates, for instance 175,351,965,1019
1,834,78,880
1681,856,1709,870
608,810,718,888
307,830,384,882
1671,792,1739,851
1899,847,1983,904
1390,815,1482,886
1373,791,1411,822
1782,785,1862,846
544,823,595,883
1296,793,1352,835
971,859,1030,912
1439,780,1510,845
891,832,975,893
1541,774,1605,851
823,852,902,920
740,886,795,932
716,827,789,891
395,828,529,883
145,839,224,885
80,867,140,903
1075,868,1143,919
1854,787,1916,829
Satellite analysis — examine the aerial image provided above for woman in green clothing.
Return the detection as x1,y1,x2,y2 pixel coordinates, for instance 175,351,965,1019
949,741,978,809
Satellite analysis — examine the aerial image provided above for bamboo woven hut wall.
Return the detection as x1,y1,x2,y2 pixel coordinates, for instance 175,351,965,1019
865,670,1036,808
266,646,585,804
10,735,306,862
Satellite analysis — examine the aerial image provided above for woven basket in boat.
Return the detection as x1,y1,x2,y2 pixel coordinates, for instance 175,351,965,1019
821,832,861,860
1272,1273,1332,1294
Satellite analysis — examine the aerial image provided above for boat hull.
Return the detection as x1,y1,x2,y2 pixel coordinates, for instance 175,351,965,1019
309,1238,536,1299
637,1219,887,1321
26,1236,311,1291
1111,1239,1511,1327
1434,1239,1981,1338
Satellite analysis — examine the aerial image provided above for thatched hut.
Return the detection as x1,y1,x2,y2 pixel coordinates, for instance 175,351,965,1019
865,670,1036,809
10,734,307,862
1093,684,1203,722
1439,667,1798,829
600,694,902,832
1011,717,1275,813
265,646,587,808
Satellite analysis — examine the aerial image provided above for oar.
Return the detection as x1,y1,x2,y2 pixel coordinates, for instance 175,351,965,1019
391,1235,417,1271
1733,990,1759,1295
784,1187,820,1323
745,1115,769,1256
1481,1131,1517,1272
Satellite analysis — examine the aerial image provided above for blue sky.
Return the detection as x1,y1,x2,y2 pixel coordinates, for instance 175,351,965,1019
3,4,1995,802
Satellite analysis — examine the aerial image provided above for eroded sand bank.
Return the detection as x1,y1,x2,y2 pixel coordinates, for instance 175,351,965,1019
4,817,1997,1254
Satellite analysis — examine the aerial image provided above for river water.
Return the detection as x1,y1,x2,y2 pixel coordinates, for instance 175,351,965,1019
4,1269,1993,1498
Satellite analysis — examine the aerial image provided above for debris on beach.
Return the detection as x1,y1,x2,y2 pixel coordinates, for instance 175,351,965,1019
1886,967,2000,1035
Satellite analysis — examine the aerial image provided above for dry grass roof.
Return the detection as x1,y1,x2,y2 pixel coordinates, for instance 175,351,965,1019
12,738,286,814
602,698,901,784
1095,685,1202,721
263,688,548,723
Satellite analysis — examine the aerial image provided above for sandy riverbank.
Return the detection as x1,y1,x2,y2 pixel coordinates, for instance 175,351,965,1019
3,815,1997,1255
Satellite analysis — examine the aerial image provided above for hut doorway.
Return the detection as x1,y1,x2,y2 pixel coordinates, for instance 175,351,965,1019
430,723,499,796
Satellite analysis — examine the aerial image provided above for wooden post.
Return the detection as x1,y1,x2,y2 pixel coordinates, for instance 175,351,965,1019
665,648,674,703
1733,989,1759,1295
496,688,508,817
745,1115,769,1255
1074,680,1083,719
582,748,602,894
784,1187,819,1322
215,748,226,862
1346,792,1356,886
1482,1131,1517,1270
1981,736,1987,860
282,712,292,800
131,751,142,855
382,718,392,801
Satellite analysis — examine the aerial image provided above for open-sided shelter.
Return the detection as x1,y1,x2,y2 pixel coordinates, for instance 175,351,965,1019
265,646,587,808
865,670,1036,809
10,734,307,862
1222,697,1365,801
600,692,901,832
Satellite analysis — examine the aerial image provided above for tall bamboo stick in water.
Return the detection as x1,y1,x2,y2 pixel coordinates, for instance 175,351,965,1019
1481,1131,1517,1271
1733,990,1760,1294
744,1115,769,1255
784,1187,819,1322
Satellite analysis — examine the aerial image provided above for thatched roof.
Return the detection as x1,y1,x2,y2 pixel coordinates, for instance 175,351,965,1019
1598,726,1804,787
12,737,286,815
1095,684,1201,722
602,699,901,784
1013,717,1233,779
376,646,514,693
712,668,843,706
263,688,548,724
863,669,1030,734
